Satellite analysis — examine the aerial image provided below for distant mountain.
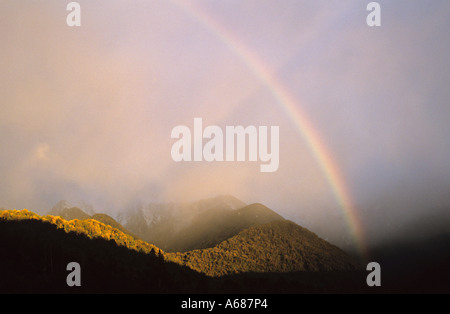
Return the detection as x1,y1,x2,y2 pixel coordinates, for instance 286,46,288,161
117,195,248,250
50,200,95,216
48,206,91,220
90,213,134,237
169,220,361,277
48,202,135,239
165,203,284,252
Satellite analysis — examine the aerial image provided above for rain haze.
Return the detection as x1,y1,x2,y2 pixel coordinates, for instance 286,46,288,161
1,0,449,254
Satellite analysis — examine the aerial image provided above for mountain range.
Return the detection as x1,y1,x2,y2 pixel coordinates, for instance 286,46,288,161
0,196,366,293
2,196,449,293
170,219,358,277
46,196,357,260
115,195,248,251
48,202,136,239
46,196,360,269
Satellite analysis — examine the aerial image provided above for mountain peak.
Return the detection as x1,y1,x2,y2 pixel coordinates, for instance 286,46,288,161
163,202,284,252
47,202,134,238
170,219,361,277
236,203,284,220
192,195,246,212
49,200,95,216
50,200,72,213
48,206,91,221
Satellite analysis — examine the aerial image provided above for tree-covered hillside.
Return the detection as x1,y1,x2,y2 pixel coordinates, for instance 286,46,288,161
0,209,157,255
169,220,361,277
0,209,368,293
0,210,206,293
165,203,285,252
48,206,137,239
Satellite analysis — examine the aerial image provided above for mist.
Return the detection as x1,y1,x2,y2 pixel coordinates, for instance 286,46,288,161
1,0,449,253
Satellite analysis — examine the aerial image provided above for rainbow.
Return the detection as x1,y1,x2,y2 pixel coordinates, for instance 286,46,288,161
170,0,368,260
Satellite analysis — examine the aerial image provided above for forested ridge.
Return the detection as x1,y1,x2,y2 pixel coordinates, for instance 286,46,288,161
0,209,367,293
163,203,285,252
0,209,160,255
168,220,360,277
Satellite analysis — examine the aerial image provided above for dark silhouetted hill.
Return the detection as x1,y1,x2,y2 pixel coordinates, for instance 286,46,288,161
0,210,206,293
368,210,450,293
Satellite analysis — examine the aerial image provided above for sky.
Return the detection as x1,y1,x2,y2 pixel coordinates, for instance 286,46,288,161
1,0,449,252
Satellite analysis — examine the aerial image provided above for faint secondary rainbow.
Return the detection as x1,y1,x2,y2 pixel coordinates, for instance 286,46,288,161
171,0,368,260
